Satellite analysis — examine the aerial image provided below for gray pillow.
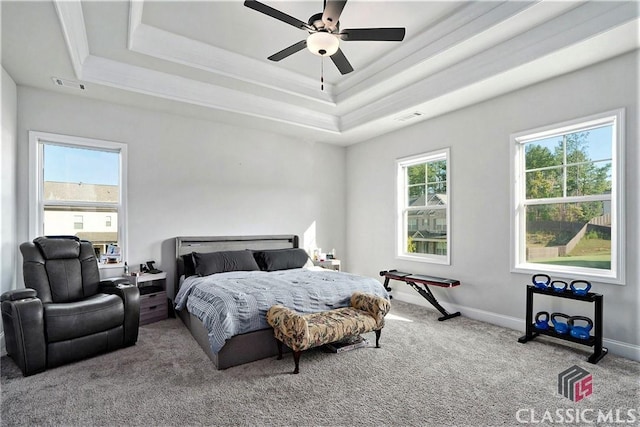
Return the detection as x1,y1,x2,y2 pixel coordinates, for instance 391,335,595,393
193,250,260,277
253,248,309,271
181,253,196,277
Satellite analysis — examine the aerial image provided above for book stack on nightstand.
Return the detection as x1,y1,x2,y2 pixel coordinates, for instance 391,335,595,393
132,272,168,325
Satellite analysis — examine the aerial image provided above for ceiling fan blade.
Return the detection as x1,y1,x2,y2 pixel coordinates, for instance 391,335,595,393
340,28,406,42
330,48,354,75
322,0,347,31
244,0,312,31
268,40,307,62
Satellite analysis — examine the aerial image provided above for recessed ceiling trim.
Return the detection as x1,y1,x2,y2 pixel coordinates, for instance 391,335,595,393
130,23,336,106
48,0,639,143
340,2,640,131
340,22,639,146
53,0,89,79
127,0,144,50
334,1,539,111
81,55,340,133
336,1,531,97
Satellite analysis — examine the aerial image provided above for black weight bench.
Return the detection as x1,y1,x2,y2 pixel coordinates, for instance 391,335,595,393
380,269,461,321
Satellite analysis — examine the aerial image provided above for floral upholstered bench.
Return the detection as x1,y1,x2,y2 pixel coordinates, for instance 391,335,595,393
266,292,391,374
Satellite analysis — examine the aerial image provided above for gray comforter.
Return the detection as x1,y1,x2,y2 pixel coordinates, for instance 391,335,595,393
174,268,388,353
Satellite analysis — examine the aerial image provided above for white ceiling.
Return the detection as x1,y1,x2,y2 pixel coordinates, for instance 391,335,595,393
2,1,639,145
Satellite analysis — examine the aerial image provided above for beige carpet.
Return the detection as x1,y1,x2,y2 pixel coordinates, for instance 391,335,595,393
1,301,638,426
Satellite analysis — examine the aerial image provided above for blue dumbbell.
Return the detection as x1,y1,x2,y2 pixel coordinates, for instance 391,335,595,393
551,312,570,334
532,274,551,290
568,316,593,340
535,311,550,330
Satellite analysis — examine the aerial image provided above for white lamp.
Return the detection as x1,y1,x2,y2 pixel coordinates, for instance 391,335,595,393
306,32,339,57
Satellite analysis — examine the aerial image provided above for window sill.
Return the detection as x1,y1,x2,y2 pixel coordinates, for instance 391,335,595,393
511,264,624,286
396,254,450,265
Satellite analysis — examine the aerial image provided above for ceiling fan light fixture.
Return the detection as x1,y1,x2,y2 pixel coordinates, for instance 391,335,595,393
306,32,339,56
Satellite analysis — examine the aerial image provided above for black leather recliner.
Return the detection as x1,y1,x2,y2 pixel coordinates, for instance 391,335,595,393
1,236,140,376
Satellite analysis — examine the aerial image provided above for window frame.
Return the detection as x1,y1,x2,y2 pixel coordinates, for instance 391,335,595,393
73,215,84,230
28,131,128,268
510,109,625,284
396,148,451,265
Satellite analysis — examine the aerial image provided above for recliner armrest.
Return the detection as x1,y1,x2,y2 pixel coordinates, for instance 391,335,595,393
100,283,140,346
1,297,46,375
1,288,38,302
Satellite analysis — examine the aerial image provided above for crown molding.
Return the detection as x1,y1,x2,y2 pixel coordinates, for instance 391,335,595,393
128,0,335,105
129,23,336,106
53,0,89,79
127,0,143,50
52,0,639,140
126,1,536,113
337,20,639,146
53,0,338,131
81,55,340,133
335,1,534,99
333,1,544,114
340,1,640,131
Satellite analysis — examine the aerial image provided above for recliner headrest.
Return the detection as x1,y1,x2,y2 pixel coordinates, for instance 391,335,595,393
34,236,80,260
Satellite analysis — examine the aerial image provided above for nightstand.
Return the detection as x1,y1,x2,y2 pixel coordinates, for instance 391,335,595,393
132,272,168,325
313,259,341,271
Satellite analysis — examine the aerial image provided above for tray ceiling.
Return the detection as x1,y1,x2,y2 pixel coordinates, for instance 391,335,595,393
2,0,638,145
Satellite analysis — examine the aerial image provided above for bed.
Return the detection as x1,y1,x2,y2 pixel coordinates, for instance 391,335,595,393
174,235,389,369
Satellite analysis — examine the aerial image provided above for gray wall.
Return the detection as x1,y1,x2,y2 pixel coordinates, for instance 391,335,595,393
1,67,18,353
345,51,639,358
15,87,346,299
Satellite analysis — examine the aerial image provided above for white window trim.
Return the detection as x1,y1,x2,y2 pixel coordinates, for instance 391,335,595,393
28,131,128,268
510,109,625,284
396,148,451,265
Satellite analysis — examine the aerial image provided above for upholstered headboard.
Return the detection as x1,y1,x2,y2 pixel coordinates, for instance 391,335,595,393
175,235,299,279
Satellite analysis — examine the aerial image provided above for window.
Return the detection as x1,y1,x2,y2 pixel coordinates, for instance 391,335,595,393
29,132,127,265
396,148,450,264
511,109,624,284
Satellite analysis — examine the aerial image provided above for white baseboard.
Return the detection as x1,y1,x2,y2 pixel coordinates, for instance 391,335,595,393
392,291,640,362
601,337,640,362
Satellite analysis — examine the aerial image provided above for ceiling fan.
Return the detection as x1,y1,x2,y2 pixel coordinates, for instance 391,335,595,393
244,0,406,75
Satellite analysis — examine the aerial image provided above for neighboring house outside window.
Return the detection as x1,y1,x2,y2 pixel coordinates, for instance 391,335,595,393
73,215,84,230
29,132,127,264
510,109,625,284
396,148,450,264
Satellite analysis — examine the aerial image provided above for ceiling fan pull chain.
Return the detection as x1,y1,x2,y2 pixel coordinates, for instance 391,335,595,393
321,57,324,91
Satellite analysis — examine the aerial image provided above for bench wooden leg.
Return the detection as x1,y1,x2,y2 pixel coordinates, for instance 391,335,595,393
293,351,301,374
276,340,283,360
375,329,381,348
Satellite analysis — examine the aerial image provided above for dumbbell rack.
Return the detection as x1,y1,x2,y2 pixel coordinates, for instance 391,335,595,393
517,285,608,364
